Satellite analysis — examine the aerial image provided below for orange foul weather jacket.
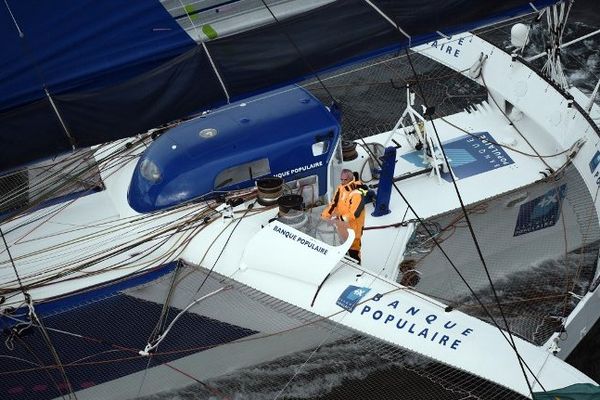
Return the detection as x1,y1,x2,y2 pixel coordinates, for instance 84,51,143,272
321,180,367,252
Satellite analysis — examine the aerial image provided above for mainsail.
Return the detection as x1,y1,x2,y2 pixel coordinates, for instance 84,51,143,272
0,0,559,171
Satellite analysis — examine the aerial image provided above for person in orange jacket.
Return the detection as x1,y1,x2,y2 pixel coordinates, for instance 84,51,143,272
321,169,368,264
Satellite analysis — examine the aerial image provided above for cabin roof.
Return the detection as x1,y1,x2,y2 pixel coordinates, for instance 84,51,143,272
165,87,338,161
128,86,340,212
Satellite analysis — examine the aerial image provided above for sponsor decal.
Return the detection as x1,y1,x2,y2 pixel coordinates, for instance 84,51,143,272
589,151,600,187
401,133,514,180
514,184,567,236
430,36,468,58
272,224,328,255
275,161,323,178
359,294,474,350
336,285,371,312
589,151,600,173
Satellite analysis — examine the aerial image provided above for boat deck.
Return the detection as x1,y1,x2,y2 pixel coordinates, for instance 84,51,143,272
348,101,571,279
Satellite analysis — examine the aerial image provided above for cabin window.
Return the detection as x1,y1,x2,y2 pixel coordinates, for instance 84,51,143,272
312,140,330,156
214,158,271,189
312,131,334,157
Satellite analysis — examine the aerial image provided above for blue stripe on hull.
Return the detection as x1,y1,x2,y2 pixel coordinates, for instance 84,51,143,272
0,265,257,399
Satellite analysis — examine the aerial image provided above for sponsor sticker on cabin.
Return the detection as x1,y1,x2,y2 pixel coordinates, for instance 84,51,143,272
336,285,371,312
401,133,514,180
589,151,600,173
513,184,567,236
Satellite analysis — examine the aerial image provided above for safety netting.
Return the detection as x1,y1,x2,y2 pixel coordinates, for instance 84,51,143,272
0,261,530,400
297,19,600,347
136,265,528,400
400,164,599,345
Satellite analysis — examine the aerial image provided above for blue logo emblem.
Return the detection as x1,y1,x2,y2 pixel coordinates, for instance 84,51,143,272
589,151,600,173
401,133,514,181
514,184,567,236
336,285,371,312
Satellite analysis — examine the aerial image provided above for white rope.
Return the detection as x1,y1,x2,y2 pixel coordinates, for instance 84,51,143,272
176,0,230,103
3,0,23,37
527,27,600,62
541,2,572,90
177,0,201,40
587,76,600,112
45,88,76,149
362,0,412,46
528,2,540,13
201,41,231,103
139,286,229,356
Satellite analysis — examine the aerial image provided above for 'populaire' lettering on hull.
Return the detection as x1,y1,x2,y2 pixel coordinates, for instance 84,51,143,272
358,296,474,351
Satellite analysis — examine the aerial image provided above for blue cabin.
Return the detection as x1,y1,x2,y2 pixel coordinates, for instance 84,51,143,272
128,86,341,213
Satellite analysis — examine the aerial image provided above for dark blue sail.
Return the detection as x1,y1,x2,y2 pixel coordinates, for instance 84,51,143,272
0,0,560,171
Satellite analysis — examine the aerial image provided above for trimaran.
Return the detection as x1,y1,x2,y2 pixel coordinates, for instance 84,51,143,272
1,0,600,399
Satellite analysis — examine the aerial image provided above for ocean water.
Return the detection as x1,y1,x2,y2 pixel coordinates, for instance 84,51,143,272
563,0,600,382
151,2,600,399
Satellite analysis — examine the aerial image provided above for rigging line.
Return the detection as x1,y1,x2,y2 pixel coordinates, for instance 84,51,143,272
10,20,77,147
201,42,231,103
362,0,411,46
480,73,552,171
140,286,229,356
163,361,228,399
193,200,256,296
273,326,342,400
342,96,544,382
438,115,571,159
28,297,79,399
0,227,25,293
402,48,537,395
15,336,71,400
560,182,600,318
3,0,22,37
576,185,600,280
258,0,338,104
557,180,571,318
143,263,183,377
259,0,547,390
148,260,184,343
177,0,231,103
0,225,58,313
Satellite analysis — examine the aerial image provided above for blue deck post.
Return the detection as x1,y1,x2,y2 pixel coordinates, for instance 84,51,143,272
372,146,396,217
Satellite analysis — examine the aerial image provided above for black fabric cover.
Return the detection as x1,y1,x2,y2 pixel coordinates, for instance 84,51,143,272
0,0,558,171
